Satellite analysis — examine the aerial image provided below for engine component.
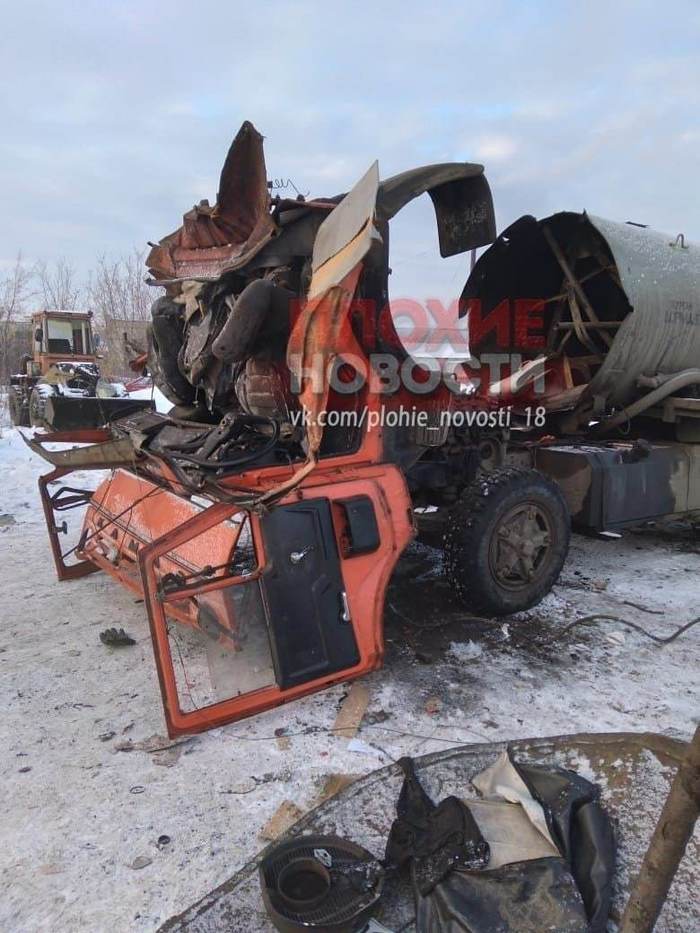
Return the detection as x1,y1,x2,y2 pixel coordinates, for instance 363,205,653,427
260,835,384,933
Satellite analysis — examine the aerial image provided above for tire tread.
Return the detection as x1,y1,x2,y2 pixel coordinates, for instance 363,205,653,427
443,468,570,616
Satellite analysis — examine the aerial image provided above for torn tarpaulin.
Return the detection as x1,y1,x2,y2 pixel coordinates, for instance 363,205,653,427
389,750,615,933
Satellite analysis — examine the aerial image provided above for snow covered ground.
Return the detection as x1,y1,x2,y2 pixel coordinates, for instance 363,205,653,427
1,421,698,932
127,385,171,413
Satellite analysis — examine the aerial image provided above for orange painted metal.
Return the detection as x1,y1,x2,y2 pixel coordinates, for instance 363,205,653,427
38,467,102,582
80,470,245,620
34,288,409,735
34,427,133,581
287,264,365,455
74,461,413,737
33,160,419,735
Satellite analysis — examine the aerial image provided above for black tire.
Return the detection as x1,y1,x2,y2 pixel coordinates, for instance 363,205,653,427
148,297,196,406
29,387,50,428
444,468,570,617
9,389,29,427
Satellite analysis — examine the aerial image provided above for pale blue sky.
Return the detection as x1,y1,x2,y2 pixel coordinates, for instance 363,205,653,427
2,0,699,301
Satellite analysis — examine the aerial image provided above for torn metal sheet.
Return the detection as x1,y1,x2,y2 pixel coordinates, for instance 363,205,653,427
309,160,380,296
463,211,700,413
146,121,278,282
312,161,380,277
21,431,137,468
286,162,381,453
287,264,365,454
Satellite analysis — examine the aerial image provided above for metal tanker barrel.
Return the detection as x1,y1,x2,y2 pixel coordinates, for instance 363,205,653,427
463,211,700,424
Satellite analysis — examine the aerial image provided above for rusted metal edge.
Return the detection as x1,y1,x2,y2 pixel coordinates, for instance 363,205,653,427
20,431,137,468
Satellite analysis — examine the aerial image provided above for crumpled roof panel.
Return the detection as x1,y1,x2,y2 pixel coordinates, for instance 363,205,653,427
146,121,277,282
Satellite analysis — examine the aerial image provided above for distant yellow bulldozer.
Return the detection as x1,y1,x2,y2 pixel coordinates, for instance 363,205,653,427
9,309,151,430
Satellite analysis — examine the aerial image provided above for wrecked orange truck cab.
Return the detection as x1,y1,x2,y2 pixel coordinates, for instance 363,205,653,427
28,121,700,736
28,122,497,736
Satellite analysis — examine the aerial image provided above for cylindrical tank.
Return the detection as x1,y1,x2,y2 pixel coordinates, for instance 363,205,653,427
463,211,700,409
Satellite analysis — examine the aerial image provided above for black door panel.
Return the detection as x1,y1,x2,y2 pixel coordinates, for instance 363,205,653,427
260,499,359,688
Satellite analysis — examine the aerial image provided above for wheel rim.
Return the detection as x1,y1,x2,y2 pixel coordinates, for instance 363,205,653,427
488,500,555,591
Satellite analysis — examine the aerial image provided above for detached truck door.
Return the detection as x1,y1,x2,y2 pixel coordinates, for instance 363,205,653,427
260,499,359,687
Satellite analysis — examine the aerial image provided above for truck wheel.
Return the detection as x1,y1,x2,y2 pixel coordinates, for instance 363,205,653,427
444,468,570,616
9,390,29,427
29,387,50,428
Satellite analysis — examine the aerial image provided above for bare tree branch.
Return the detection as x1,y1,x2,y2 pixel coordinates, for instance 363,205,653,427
0,253,34,384
0,252,33,322
34,257,82,310
88,248,154,323
0,248,157,383
87,249,159,377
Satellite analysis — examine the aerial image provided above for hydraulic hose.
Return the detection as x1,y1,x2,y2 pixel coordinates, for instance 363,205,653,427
596,368,700,434
162,415,280,471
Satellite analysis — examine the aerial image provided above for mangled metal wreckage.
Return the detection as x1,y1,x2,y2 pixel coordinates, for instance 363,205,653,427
28,121,700,736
